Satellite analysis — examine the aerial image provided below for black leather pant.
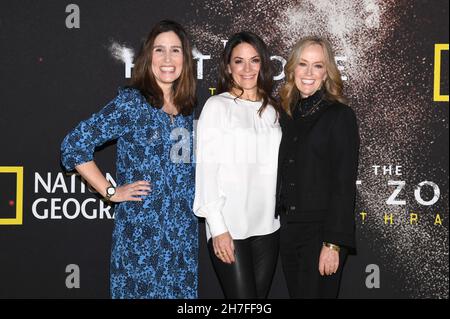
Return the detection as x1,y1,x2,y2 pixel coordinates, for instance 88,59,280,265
207,230,279,299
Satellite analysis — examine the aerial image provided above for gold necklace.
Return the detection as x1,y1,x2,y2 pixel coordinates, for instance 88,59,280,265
298,97,324,118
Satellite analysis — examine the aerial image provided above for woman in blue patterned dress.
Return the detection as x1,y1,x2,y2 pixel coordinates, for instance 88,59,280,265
60,20,198,299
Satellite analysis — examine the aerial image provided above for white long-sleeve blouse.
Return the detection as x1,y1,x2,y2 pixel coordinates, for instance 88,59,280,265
193,92,281,240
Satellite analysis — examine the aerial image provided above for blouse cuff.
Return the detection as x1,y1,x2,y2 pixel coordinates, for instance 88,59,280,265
206,212,228,238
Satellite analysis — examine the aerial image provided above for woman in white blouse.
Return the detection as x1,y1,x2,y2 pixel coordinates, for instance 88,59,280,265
194,31,282,298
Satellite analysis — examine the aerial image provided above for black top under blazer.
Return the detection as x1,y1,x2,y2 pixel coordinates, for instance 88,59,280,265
276,89,360,249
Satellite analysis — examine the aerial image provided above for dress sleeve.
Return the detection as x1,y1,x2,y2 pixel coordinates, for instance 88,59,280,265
193,98,228,237
324,106,360,249
60,88,142,171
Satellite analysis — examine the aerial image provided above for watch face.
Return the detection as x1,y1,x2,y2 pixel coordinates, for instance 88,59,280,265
107,187,115,195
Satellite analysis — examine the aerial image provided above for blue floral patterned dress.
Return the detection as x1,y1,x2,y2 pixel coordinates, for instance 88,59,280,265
61,88,198,299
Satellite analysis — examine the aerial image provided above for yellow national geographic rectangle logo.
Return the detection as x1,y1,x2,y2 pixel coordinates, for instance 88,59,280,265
434,44,449,102
0,166,23,225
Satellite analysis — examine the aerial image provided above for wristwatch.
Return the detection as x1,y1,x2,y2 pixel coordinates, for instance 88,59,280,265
105,185,116,200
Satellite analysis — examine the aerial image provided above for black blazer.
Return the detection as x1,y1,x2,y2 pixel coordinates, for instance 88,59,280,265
276,99,360,249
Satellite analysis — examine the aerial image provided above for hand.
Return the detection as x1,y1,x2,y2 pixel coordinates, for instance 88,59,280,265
109,181,151,202
212,232,235,264
318,245,339,276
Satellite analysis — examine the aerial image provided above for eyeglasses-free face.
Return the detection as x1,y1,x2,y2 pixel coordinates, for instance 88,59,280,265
294,43,328,98
227,42,261,98
151,31,184,89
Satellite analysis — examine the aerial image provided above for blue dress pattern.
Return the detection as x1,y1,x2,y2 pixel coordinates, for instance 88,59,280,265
61,88,198,299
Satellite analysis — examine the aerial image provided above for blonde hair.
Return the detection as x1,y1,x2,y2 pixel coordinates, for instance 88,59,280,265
280,36,347,116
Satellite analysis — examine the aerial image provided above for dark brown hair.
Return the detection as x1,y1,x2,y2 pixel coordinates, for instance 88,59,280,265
217,31,279,116
130,20,196,115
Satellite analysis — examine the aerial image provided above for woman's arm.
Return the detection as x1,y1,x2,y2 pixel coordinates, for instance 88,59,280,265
193,99,228,236
75,161,150,202
76,161,111,198
61,88,150,202
324,105,360,248
319,105,359,275
193,98,235,263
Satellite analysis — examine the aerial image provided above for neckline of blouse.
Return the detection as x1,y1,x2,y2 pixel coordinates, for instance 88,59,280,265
222,92,263,104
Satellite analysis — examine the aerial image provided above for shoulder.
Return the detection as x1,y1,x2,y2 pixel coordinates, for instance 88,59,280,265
278,108,293,129
198,94,234,128
262,102,281,123
326,101,357,122
278,108,290,122
201,93,232,115
324,101,359,136
113,87,147,109
205,93,233,107
102,87,151,121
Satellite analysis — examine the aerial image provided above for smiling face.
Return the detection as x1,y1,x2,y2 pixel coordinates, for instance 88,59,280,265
227,42,261,96
151,31,183,89
294,43,328,98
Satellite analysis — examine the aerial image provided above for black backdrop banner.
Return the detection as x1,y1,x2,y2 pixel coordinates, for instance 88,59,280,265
0,0,448,299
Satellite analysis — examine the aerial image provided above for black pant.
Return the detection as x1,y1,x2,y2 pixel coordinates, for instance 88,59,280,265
207,230,279,299
280,219,347,298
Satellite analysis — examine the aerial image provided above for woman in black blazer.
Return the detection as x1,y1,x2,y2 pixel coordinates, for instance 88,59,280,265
277,36,360,298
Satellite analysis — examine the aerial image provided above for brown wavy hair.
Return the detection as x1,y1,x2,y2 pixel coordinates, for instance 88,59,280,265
217,31,280,116
280,36,347,116
129,20,196,116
